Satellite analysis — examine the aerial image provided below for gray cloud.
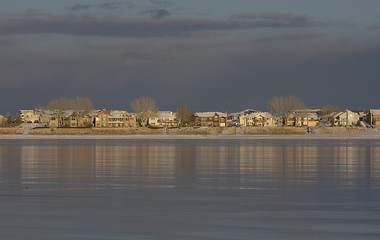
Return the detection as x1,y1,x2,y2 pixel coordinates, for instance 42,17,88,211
98,2,123,10
1,35,380,113
231,12,322,27
68,4,90,11
254,33,325,43
0,13,331,38
0,36,15,46
17,8,48,18
149,0,176,8
150,0,171,4
141,9,170,19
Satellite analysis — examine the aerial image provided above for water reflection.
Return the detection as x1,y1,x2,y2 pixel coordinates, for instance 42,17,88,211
0,139,379,192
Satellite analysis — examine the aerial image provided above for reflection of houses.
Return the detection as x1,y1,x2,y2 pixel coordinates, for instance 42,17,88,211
367,109,380,126
287,109,320,127
192,112,227,127
240,112,277,127
149,111,178,127
334,110,360,126
93,109,136,128
20,110,40,123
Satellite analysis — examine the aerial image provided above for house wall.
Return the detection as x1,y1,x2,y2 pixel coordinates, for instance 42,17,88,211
20,110,40,123
94,112,136,128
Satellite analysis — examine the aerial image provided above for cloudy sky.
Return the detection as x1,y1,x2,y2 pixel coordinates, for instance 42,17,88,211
1,0,380,113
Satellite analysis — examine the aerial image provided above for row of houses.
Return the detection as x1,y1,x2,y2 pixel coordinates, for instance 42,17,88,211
19,109,136,128
17,108,380,128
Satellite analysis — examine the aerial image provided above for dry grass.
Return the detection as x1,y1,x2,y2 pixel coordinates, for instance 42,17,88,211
0,126,367,136
314,126,364,134
0,127,20,134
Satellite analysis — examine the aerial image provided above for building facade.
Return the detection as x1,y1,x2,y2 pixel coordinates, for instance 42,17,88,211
149,111,178,127
240,112,277,127
192,112,227,127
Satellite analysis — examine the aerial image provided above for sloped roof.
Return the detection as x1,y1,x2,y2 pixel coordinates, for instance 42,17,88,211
289,112,318,118
241,112,273,119
194,112,227,118
370,109,380,115
155,111,176,118
229,109,257,117
20,110,34,114
334,110,359,118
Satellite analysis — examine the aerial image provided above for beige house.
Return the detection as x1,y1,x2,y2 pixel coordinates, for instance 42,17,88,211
149,111,178,127
367,109,380,126
192,112,227,127
94,109,136,128
287,109,320,127
48,115,59,128
20,110,41,123
59,110,94,128
0,114,5,126
334,110,360,126
240,112,277,127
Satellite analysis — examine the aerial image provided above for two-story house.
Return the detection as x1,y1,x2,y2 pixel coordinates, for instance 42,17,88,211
192,112,227,127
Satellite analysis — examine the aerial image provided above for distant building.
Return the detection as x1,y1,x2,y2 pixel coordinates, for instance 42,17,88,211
367,109,380,126
334,110,360,126
192,112,227,127
94,109,136,128
19,110,40,123
287,109,320,127
240,112,277,127
0,114,5,126
149,111,178,127
229,109,257,121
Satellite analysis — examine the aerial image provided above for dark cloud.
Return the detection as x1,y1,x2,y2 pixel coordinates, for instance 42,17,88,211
254,33,325,43
231,12,322,27
0,36,15,46
149,0,176,8
0,13,331,38
17,8,47,18
98,2,123,10
122,51,148,60
68,4,91,11
141,9,171,19
0,11,377,113
150,0,171,4
2,32,380,113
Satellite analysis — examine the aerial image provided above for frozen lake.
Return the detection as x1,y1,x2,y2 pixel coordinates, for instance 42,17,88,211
0,138,380,239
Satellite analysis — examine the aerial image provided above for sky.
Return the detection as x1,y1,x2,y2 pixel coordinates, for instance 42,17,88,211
1,0,380,113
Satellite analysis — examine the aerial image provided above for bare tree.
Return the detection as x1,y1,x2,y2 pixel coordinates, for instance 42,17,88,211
319,104,340,116
45,97,94,127
46,97,93,111
74,97,94,111
131,97,158,126
176,104,192,127
319,104,340,125
268,95,306,125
